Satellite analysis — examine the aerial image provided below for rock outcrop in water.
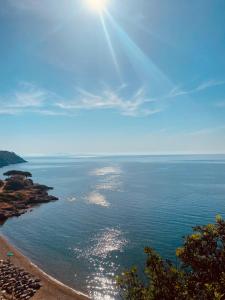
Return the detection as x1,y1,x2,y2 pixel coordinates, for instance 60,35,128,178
0,171,58,224
0,151,26,168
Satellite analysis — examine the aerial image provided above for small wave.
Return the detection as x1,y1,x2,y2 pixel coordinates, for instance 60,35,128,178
67,196,77,202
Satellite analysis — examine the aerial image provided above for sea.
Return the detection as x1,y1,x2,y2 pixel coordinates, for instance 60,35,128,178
0,155,225,299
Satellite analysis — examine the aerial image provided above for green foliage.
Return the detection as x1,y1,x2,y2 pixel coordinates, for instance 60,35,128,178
3,170,31,178
117,217,225,299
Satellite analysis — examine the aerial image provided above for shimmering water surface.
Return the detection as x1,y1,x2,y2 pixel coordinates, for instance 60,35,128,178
1,155,225,299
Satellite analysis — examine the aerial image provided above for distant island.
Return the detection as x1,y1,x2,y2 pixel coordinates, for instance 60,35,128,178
0,170,58,224
0,151,26,168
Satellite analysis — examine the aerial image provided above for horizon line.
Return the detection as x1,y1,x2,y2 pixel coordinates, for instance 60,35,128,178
20,152,225,158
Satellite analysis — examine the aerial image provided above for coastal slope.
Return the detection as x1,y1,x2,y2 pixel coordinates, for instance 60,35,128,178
0,151,26,168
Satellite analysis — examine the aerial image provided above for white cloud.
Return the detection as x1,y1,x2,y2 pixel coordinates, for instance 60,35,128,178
2,79,223,117
195,80,225,92
0,108,19,115
0,82,56,115
11,82,49,108
167,79,225,99
0,82,161,117
56,87,159,117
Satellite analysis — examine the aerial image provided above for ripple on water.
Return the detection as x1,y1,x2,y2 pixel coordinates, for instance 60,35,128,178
96,175,122,192
67,196,77,202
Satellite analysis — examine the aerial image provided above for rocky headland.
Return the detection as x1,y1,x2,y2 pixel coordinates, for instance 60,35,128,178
0,170,58,224
0,152,26,168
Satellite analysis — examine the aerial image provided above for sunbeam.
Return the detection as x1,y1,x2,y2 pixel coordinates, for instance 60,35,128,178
100,14,122,82
105,11,174,97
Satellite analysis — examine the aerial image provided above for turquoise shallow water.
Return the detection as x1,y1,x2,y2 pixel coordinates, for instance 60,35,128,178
1,155,225,299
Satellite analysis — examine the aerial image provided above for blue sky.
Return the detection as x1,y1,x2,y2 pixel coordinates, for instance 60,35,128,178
0,0,225,155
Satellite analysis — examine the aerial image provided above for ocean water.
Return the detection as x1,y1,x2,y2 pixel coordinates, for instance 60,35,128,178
1,155,225,299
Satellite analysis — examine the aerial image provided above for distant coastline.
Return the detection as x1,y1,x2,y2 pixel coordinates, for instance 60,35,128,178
0,151,26,168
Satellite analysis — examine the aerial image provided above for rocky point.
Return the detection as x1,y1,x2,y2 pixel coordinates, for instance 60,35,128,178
0,170,58,224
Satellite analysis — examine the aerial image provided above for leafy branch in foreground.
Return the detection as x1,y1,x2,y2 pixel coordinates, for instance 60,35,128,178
117,215,225,300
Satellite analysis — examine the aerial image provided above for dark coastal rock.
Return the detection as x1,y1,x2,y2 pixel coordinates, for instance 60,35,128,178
0,171,58,223
0,212,7,221
0,151,26,168
32,184,53,191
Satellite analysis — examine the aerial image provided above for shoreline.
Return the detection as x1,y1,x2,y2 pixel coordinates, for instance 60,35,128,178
0,235,90,300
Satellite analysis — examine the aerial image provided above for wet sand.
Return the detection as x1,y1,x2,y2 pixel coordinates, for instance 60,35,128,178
0,235,90,300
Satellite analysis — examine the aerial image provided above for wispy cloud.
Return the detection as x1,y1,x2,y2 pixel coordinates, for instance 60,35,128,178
0,82,62,116
195,80,225,91
56,87,159,117
1,79,223,117
167,79,225,98
0,82,160,117
9,82,50,108
187,125,225,136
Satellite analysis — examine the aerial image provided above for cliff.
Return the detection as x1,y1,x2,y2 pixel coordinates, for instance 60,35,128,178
0,151,26,168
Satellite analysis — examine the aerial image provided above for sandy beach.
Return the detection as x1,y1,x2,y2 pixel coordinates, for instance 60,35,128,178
0,235,90,300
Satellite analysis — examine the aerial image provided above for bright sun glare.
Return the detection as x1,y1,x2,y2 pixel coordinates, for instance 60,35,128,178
86,0,108,13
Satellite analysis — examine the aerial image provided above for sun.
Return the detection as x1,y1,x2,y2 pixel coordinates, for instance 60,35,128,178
86,0,108,13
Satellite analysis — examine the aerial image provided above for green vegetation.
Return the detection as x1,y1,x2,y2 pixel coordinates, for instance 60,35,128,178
0,151,26,168
3,170,32,178
117,216,225,300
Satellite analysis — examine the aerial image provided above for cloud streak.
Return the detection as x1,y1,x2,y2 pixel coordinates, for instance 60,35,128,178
56,87,159,117
187,126,225,136
167,79,225,99
0,82,61,116
0,82,160,117
2,79,223,117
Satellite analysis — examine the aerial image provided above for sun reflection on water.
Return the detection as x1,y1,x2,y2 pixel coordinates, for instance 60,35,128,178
90,166,122,177
86,191,110,207
73,228,128,299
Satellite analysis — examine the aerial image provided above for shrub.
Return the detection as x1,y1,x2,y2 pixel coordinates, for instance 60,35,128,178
117,216,225,300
